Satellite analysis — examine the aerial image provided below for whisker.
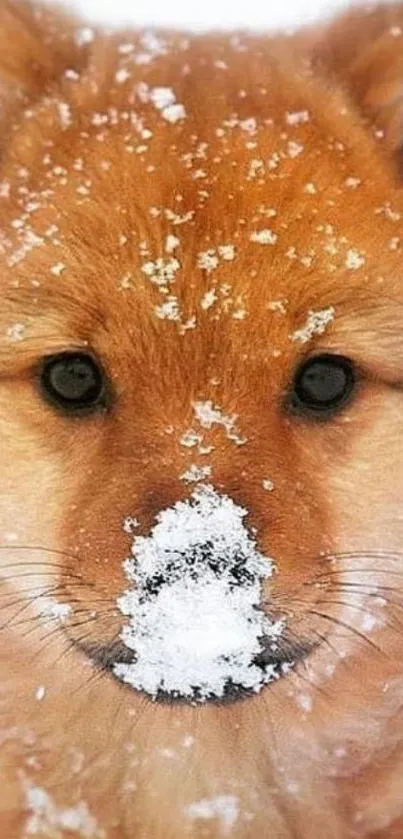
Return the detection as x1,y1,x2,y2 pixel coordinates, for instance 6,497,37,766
123,693,152,739
315,597,402,632
25,616,99,662
311,568,403,583
295,659,334,703
36,634,79,668
49,633,94,670
0,558,78,567
0,574,84,587
308,610,383,653
6,603,81,632
321,550,403,561
322,581,403,593
70,664,109,697
0,585,67,632
0,580,82,601
0,545,92,564
309,627,344,660
323,584,403,608
7,604,119,632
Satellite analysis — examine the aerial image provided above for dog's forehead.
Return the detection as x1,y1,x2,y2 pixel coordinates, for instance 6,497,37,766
1,28,403,363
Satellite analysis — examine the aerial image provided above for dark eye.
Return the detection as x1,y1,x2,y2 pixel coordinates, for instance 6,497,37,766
290,353,356,418
39,352,106,414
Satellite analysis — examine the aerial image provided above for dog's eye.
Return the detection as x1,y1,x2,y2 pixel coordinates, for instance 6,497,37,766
39,352,106,414
290,353,356,417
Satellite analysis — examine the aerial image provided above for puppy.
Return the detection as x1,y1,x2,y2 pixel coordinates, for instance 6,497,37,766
2,1,403,836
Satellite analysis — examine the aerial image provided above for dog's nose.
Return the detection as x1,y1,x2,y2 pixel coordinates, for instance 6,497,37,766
143,540,259,597
113,484,284,703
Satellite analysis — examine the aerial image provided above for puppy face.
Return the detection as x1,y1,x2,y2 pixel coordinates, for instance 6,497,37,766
2,2,403,837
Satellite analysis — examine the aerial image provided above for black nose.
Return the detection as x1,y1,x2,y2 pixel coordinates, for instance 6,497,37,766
142,539,257,597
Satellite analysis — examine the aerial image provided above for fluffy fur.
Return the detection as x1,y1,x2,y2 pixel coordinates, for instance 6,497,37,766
2,1,403,836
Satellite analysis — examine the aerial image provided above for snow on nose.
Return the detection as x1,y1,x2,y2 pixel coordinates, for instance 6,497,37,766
114,484,284,701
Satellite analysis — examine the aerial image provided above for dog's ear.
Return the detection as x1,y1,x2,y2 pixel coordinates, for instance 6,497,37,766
313,4,403,161
0,1,91,120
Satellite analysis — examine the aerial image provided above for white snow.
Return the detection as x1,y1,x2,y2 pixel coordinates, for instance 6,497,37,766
250,229,278,246
286,110,310,125
149,86,176,109
287,140,304,158
25,783,103,838
137,85,187,123
345,177,361,189
345,248,366,270
35,686,46,701
297,693,313,713
291,306,335,343
197,250,219,273
180,464,212,483
185,795,240,835
50,262,67,276
160,103,187,124
41,600,72,622
65,0,359,31
115,67,131,84
201,289,218,310
218,244,236,261
154,296,181,321
115,485,282,701
6,323,25,342
123,516,140,534
57,102,73,131
74,26,94,47
141,256,181,287
192,400,247,446
165,234,180,253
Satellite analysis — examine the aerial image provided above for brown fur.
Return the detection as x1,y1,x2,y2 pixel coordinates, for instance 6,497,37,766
2,1,403,836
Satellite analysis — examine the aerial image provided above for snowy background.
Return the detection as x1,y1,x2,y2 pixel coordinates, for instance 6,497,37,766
66,0,369,31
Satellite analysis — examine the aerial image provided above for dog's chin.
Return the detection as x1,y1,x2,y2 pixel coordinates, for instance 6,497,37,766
71,632,318,705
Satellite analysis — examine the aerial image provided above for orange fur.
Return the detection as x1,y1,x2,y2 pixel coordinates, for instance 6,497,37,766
2,2,403,836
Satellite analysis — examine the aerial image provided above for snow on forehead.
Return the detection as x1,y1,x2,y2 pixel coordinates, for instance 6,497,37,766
114,485,285,701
